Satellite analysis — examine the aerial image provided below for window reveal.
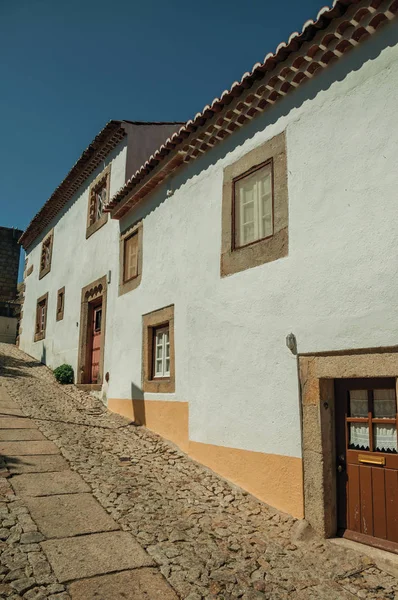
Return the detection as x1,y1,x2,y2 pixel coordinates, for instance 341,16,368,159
234,161,273,248
123,233,139,282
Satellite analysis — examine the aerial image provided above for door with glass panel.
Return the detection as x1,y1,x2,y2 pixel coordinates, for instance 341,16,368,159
335,378,398,552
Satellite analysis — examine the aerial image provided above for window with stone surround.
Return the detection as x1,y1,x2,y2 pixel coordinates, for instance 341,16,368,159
119,221,143,296
56,287,65,321
142,305,175,393
39,230,53,279
86,166,110,239
221,131,288,277
233,161,273,248
34,293,48,341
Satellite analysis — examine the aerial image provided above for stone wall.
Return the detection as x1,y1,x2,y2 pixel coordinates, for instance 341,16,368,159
0,227,23,301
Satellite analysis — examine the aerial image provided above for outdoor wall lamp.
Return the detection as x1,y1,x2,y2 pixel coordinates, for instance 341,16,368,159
286,332,297,355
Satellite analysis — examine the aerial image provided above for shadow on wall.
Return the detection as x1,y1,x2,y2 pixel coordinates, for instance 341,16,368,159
40,345,46,367
120,21,398,233
131,382,145,426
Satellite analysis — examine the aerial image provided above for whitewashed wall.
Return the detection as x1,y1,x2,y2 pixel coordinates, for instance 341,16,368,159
20,142,127,377
109,24,398,460
20,23,398,464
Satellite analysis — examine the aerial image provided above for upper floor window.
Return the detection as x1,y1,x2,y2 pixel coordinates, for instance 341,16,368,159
234,161,273,249
56,287,65,321
123,232,139,283
221,131,288,277
119,221,143,296
39,230,54,280
34,293,48,341
86,166,110,239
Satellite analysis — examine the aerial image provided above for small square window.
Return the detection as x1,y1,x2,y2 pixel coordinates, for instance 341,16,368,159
234,161,273,249
56,287,65,321
123,233,139,283
34,293,48,341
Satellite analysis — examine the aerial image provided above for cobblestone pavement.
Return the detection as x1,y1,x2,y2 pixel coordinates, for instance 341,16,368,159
0,343,398,600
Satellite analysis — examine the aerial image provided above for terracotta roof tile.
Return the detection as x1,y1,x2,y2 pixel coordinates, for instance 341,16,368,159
107,0,397,218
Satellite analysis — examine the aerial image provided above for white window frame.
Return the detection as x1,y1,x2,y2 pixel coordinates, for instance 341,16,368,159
234,161,273,248
153,326,170,378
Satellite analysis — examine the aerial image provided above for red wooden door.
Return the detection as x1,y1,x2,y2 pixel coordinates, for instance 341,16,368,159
335,378,398,553
90,304,102,384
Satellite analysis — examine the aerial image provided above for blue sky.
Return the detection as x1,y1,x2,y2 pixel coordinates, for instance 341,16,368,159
0,0,323,273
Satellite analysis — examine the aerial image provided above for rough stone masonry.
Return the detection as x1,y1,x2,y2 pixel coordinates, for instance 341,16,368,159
0,227,22,302
0,342,397,599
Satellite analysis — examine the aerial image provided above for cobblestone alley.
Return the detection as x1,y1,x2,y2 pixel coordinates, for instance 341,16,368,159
0,343,397,600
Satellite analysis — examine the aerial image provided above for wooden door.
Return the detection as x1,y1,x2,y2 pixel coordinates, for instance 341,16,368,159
90,303,102,384
335,378,398,553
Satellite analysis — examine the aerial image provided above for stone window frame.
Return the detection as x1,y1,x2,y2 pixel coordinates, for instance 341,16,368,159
221,131,288,277
34,292,48,342
56,286,65,321
39,229,54,280
142,305,175,393
86,165,111,239
119,220,143,296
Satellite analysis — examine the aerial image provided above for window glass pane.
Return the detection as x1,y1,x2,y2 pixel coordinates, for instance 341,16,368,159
349,423,370,450
374,424,397,453
373,389,397,418
234,163,273,248
165,358,170,375
349,390,368,417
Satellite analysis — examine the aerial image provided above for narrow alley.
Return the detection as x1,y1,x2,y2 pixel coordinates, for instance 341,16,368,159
0,343,397,600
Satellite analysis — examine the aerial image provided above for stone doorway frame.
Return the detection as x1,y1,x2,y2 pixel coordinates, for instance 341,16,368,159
77,275,107,386
299,347,398,538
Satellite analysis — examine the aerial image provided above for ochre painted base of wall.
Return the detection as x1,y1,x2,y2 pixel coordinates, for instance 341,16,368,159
108,398,304,518
189,441,303,518
108,398,189,453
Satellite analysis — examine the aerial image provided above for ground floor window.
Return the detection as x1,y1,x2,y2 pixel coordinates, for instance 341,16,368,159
34,293,48,341
142,305,175,393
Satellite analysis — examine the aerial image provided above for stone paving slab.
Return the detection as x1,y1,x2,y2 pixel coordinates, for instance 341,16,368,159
42,531,155,583
0,407,25,416
25,493,119,538
0,428,46,441
6,453,70,473
10,470,91,497
0,417,35,429
0,401,20,410
68,568,179,599
0,440,60,455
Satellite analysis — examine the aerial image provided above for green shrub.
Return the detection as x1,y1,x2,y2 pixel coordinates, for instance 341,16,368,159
53,364,74,385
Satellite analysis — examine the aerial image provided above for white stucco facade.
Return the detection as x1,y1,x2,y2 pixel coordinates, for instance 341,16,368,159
19,19,398,517
20,142,127,375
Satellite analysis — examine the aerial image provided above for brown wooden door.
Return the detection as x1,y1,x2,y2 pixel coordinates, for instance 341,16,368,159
335,378,398,553
90,304,102,384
